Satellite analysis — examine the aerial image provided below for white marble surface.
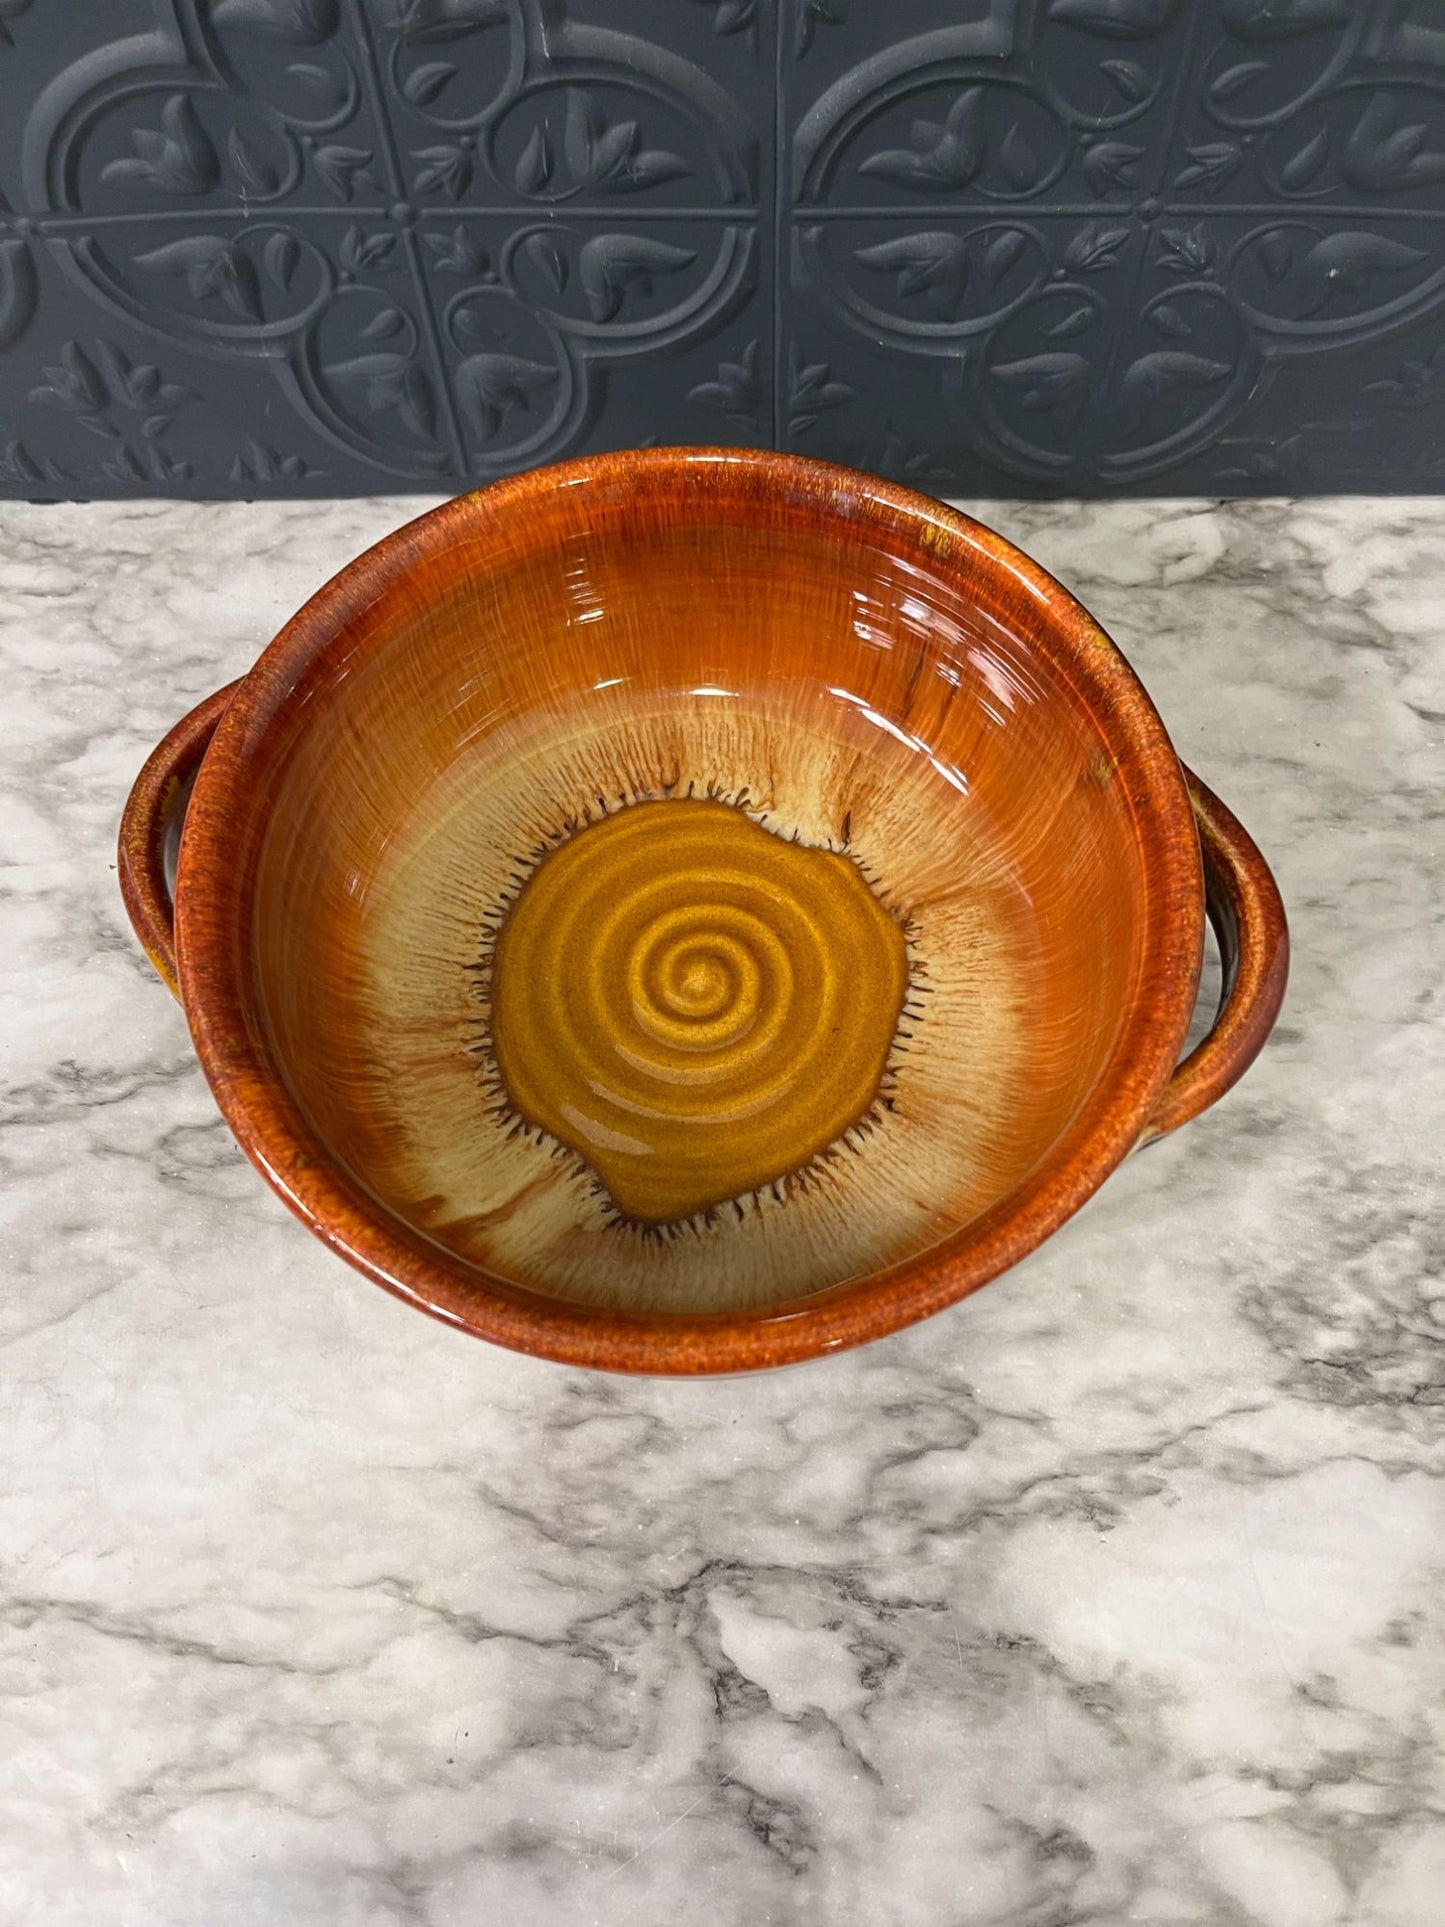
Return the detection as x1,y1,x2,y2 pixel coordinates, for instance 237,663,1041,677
1,491,1442,1926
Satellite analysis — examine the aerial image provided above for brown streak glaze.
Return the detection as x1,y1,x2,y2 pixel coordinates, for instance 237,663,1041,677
118,450,1289,1373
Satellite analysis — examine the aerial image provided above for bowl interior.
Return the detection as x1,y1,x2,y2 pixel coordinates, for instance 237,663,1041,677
224,461,1182,1321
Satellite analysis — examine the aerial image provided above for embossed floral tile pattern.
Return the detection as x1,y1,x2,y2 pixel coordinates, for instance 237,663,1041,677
0,0,1443,496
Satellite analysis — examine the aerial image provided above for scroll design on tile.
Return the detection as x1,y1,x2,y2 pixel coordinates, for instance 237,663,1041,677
792,1,1178,207
789,0,1445,483
19,0,758,479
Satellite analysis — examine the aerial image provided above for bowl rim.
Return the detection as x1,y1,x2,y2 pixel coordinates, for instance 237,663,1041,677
176,447,1204,1374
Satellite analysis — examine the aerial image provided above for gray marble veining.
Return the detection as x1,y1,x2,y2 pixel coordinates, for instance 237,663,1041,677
1,493,1441,1926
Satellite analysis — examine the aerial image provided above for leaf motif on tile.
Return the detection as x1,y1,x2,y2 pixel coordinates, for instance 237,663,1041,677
1155,225,1212,273
1365,342,1445,408
519,232,567,293
689,0,757,46
322,350,439,438
1279,127,1329,190
133,235,264,320
340,226,397,272
1063,224,1129,272
0,441,69,485
1220,0,1348,40
688,339,758,428
1119,349,1229,430
795,0,843,59
454,353,559,440
509,92,690,200
577,234,695,322
287,59,342,100
875,423,954,485
397,366,438,437
513,126,552,195
211,0,340,42
1294,233,1428,317
565,90,690,194
394,0,508,40
984,229,1030,280
1081,140,1144,194
1342,94,1445,193
0,238,37,352
1099,58,1150,101
0,0,32,49
103,440,195,485
787,346,852,434
854,233,969,317
1149,302,1192,338
102,443,145,482
1209,59,1269,102
1046,0,1177,36
362,307,407,340
89,340,193,415
451,308,496,342
998,124,1041,192
1047,305,1095,338
101,94,220,194
264,231,301,290
230,438,315,482
425,225,493,277
714,0,756,31
988,351,1090,412
30,340,108,413
101,439,193,485
228,128,281,196
860,90,985,191
402,61,456,106
412,142,474,198
29,339,191,446
797,218,1039,360
1257,227,1294,282
564,91,604,182
314,145,374,200
1173,141,1242,191
1213,432,1304,484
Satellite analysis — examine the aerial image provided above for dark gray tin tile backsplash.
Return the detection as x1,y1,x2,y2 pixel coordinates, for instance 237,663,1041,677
1,0,1443,498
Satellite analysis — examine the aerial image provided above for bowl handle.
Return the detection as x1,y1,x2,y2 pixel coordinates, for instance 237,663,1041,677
1141,768,1289,1145
117,683,239,999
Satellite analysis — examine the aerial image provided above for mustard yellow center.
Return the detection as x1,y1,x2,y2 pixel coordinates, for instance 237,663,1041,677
488,799,909,1222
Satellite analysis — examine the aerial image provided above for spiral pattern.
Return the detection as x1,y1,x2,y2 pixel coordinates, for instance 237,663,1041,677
489,799,909,1223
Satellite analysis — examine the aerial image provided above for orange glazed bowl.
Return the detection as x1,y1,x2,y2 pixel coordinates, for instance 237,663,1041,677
119,450,1287,1375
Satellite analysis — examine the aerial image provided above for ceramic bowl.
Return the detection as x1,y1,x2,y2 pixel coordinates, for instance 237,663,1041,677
120,450,1287,1373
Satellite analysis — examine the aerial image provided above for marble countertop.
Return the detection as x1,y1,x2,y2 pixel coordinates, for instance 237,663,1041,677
2,492,1442,1926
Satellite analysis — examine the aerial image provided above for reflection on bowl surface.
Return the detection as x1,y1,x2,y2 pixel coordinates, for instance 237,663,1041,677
248,485,1153,1315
